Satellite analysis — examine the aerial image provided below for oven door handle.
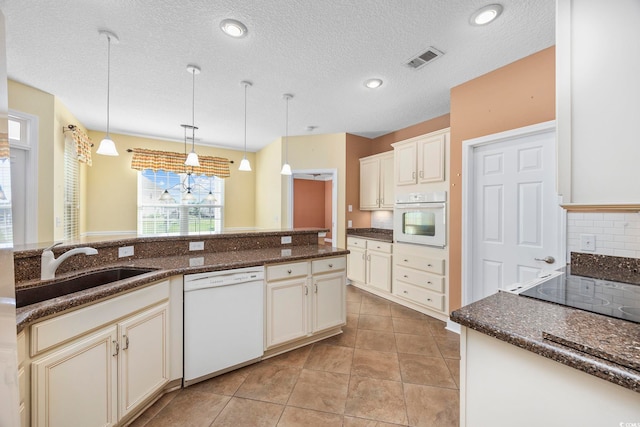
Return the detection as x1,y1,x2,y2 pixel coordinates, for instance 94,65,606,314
394,202,446,209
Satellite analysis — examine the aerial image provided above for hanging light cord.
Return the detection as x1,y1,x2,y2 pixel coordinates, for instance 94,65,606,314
191,68,196,150
285,96,289,163
244,83,248,155
105,34,111,138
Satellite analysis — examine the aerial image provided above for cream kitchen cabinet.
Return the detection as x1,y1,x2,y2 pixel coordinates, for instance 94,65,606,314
392,243,448,319
347,237,392,293
360,151,394,210
393,128,449,186
265,257,346,352
29,280,170,427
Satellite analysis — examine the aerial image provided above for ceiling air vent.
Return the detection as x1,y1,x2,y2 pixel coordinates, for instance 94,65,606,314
405,47,444,70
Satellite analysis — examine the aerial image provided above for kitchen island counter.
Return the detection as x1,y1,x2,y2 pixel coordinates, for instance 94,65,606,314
16,241,347,333
451,291,640,393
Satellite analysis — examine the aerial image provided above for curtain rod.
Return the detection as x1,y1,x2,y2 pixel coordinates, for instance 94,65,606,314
125,148,234,164
62,124,94,147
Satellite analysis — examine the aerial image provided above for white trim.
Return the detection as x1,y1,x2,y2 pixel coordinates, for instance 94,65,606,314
461,120,563,306
81,230,137,237
290,168,338,248
9,109,38,244
445,319,461,334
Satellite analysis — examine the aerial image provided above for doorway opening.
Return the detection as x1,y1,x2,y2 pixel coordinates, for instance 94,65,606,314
288,169,337,247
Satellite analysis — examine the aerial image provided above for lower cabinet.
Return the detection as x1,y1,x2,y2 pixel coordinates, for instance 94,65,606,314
347,237,392,292
265,257,346,351
29,281,170,427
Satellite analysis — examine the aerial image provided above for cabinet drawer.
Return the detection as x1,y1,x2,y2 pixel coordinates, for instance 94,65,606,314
394,266,444,293
395,254,444,275
266,261,309,281
347,237,366,248
312,257,346,274
393,281,444,312
30,280,170,357
367,241,392,254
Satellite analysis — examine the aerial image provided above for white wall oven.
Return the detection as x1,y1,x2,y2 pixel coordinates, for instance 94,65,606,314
394,191,447,247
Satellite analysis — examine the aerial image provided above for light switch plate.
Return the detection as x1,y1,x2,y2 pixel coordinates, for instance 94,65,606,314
189,241,204,251
118,246,134,258
348,220,353,228
281,236,292,244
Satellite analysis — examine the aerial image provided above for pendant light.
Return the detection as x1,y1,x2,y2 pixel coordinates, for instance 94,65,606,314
184,64,201,167
96,30,119,156
280,93,293,175
238,80,252,172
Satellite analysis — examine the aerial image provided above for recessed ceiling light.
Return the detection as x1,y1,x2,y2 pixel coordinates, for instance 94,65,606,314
364,78,383,89
470,4,503,26
220,19,248,38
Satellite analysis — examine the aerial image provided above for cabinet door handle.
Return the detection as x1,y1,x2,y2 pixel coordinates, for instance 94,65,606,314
362,254,365,260
419,170,424,178
314,284,318,293
305,286,309,296
367,254,371,261
122,334,129,350
412,171,416,179
112,340,119,357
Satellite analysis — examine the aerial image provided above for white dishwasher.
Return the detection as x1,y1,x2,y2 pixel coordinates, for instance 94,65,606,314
183,266,264,387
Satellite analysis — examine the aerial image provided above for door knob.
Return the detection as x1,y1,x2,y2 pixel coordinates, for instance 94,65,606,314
534,256,555,264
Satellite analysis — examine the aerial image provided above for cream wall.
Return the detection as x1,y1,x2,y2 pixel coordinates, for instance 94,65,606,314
85,131,256,234
255,137,283,229
8,80,55,242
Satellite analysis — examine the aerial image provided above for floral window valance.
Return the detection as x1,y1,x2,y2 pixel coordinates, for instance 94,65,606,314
130,148,230,178
64,125,93,166
0,132,9,160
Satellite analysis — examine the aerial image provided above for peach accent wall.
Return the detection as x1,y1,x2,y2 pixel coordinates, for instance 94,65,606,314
293,179,325,228
324,180,332,240
448,46,556,311
345,134,373,228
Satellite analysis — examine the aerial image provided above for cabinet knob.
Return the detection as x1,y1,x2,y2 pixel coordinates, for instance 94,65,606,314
287,269,292,274
427,264,432,267
427,298,432,302
403,275,408,278
403,290,408,294
427,281,432,284
328,263,333,268
404,259,409,262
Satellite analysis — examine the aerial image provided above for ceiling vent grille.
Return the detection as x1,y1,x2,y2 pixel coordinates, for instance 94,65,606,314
405,47,444,70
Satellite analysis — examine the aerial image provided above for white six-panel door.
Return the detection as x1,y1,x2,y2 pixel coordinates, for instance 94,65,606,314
468,122,561,302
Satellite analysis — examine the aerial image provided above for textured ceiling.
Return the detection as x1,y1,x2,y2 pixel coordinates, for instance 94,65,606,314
0,0,555,152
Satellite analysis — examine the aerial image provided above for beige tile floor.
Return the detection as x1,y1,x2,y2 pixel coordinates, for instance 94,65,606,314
130,285,460,427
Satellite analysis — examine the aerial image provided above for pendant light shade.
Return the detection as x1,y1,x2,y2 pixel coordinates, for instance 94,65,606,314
281,93,293,176
239,80,252,172
97,30,119,156
184,64,201,167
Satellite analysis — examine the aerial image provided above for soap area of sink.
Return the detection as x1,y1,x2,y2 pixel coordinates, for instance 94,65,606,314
16,267,158,308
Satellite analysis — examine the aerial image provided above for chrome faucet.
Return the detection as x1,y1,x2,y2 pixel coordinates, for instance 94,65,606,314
41,242,99,280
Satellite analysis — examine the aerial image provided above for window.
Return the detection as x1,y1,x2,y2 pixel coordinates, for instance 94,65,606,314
63,135,79,240
137,169,223,235
0,155,11,247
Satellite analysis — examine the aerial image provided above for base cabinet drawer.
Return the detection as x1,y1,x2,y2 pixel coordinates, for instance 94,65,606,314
266,261,309,281
395,254,444,275
394,266,444,293
393,280,444,312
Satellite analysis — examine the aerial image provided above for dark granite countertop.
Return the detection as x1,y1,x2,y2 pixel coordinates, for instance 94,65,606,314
451,292,640,393
346,228,393,243
16,245,348,333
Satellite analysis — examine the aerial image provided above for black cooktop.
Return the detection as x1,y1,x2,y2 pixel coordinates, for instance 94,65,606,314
520,271,640,324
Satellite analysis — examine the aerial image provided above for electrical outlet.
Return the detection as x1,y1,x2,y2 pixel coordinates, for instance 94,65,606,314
580,234,596,252
281,236,292,244
281,248,292,257
118,246,134,258
348,220,353,228
189,257,204,267
348,204,353,212
189,241,204,251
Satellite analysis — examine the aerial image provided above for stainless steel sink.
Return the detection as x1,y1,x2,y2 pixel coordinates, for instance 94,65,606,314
16,267,157,308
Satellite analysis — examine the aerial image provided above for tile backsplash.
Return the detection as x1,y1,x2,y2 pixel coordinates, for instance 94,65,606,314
371,210,393,230
566,212,640,259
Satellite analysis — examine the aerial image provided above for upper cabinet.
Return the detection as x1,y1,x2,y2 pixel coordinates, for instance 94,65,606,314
359,151,394,210
392,129,448,187
557,0,640,205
